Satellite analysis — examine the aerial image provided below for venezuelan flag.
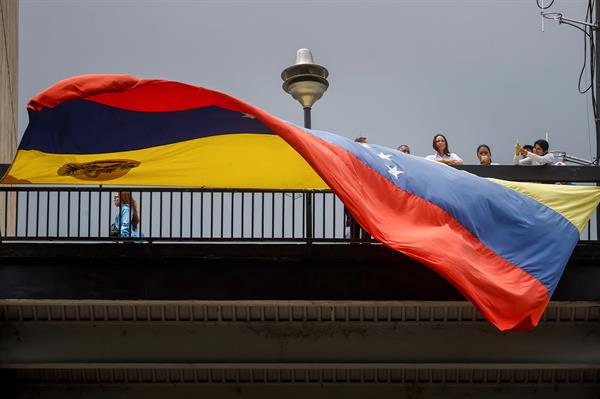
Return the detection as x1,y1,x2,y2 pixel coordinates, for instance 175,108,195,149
2,75,326,188
277,129,600,331
3,74,600,331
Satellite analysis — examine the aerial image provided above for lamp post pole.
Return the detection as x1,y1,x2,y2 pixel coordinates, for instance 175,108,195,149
304,107,312,129
281,49,329,241
595,1,600,237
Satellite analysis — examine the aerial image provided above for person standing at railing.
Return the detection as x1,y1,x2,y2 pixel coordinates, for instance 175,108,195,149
344,137,370,240
426,134,463,165
476,144,499,166
515,139,555,166
397,144,411,154
111,192,141,238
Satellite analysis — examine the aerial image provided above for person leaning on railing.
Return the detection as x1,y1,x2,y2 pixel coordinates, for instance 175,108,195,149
426,133,463,165
111,192,141,238
514,139,555,166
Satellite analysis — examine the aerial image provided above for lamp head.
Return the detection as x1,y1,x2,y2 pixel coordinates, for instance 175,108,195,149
281,48,329,108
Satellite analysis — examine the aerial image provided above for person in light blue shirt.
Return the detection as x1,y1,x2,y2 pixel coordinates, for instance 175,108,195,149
112,192,141,238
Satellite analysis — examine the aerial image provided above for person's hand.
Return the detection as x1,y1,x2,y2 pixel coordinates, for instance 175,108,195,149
479,155,491,165
438,159,462,166
515,144,527,156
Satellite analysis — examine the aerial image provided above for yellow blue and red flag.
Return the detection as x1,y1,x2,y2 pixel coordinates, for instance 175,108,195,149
3,74,600,331
3,75,326,188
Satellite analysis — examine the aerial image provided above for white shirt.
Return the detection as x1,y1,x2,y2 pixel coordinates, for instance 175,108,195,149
519,152,555,166
426,153,463,163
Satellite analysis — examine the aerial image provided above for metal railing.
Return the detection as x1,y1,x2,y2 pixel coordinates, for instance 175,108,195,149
0,187,370,243
1,165,599,243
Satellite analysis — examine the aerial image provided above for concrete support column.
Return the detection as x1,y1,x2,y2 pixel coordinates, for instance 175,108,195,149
0,0,18,236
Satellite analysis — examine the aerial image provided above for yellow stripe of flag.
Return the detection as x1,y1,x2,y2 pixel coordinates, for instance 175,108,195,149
490,178,600,233
3,134,328,189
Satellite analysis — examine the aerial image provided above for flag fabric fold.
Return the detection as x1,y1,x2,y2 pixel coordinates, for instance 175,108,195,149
3,74,600,331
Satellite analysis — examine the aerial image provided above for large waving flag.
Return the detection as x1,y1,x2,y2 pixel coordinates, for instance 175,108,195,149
2,75,326,188
3,74,600,331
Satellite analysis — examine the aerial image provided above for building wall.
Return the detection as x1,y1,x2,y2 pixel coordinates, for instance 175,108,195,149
0,0,17,163
0,0,17,236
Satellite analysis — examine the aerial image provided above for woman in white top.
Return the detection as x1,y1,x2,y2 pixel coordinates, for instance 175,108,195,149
426,134,463,165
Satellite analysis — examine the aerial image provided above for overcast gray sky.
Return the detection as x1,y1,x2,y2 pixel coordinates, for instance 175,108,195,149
19,0,596,165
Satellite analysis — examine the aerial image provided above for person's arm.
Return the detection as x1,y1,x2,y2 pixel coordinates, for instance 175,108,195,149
513,154,520,165
119,205,132,237
112,213,121,237
519,157,532,165
514,144,522,165
445,153,463,165
524,151,555,165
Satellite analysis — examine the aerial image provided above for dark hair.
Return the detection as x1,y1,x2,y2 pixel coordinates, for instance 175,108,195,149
476,144,491,155
523,145,534,152
354,136,368,143
534,139,549,154
118,191,140,229
432,134,450,156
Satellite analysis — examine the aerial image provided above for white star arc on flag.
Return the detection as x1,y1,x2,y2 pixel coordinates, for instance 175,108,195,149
386,165,404,179
378,152,392,161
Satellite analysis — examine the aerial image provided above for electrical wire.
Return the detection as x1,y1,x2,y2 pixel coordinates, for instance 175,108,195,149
537,0,598,162
586,0,598,163
581,0,598,134
559,20,593,92
581,1,596,119
537,0,556,10
538,1,596,107
586,91,594,160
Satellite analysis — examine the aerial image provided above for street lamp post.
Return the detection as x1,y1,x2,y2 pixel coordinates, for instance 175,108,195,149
281,49,329,240
281,48,329,128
